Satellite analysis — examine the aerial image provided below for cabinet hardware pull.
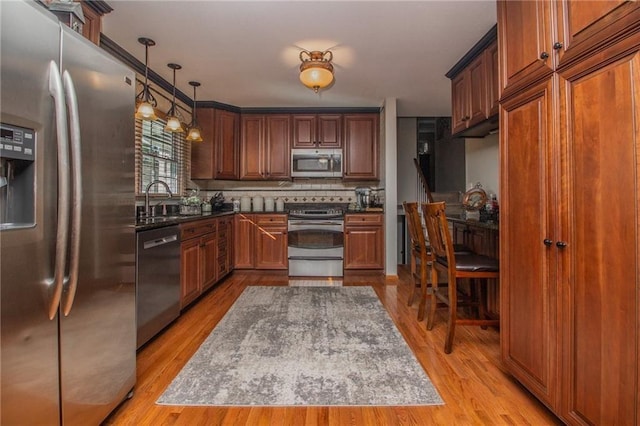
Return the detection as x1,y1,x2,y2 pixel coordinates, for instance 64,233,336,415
556,241,567,248
540,51,549,60
543,239,553,246
553,42,563,50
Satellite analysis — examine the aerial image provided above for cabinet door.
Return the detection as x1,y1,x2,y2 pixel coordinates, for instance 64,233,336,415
190,108,216,179
556,1,638,69
486,40,500,117
292,115,316,148
216,109,239,179
254,226,288,269
200,232,218,291
317,114,342,147
500,77,559,410
497,0,555,98
265,115,291,179
344,225,384,270
234,214,255,268
180,238,201,308
451,72,469,135
240,115,264,180
558,50,639,425
468,54,488,128
343,114,379,180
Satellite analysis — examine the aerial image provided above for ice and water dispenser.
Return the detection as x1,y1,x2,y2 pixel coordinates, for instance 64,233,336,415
1,122,35,229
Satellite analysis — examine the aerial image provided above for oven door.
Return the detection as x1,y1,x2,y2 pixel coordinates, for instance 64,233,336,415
288,220,344,277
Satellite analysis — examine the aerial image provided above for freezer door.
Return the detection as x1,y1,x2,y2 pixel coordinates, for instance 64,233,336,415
58,25,136,426
0,1,62,425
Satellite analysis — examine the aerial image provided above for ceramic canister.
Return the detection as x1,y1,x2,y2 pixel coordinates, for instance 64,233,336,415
264,197,275,212
276,198,284,212
240,195,251,212
252,195,264,212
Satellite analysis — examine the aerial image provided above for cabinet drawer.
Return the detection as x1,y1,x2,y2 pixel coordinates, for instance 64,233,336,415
180,219,217,240
255,214,287,226
345,213,383,226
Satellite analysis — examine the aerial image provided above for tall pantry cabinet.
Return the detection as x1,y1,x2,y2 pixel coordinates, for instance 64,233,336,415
498,1,640,425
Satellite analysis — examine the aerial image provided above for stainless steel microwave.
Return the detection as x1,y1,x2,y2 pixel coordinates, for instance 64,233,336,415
291,148,342,178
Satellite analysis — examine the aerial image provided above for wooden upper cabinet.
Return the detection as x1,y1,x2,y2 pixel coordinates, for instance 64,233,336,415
79,1,111,45
498,0,639,99
343,114,379,181
448,27,498,137
191,108,239,180
240,114,290,180
190,108,216,179
264,115,291,179
215,109,240,179
292,114,342,148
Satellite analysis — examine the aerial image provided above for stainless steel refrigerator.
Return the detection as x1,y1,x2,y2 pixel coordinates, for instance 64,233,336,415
1,1,136,424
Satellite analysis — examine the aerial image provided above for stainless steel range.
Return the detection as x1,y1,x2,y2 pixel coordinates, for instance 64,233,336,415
288,205,345,277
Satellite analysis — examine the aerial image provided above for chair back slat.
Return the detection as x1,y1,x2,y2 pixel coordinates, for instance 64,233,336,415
403,202,427,250
421,202,455,263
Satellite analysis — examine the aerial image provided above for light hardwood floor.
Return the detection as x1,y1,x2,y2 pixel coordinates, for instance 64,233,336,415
104,267,562,425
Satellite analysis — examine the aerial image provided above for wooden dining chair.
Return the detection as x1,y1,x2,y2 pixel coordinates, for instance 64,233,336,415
421,201,499,354
403,202,431,319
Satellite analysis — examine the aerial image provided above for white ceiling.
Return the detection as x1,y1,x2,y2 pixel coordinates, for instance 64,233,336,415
102,1,496,117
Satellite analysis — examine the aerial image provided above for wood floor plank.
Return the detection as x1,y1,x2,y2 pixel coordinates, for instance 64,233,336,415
104,267,562,425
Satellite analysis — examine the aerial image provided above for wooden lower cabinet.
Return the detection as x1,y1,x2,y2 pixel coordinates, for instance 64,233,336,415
234,213,288,270
344,213,384,270
180,215,235,309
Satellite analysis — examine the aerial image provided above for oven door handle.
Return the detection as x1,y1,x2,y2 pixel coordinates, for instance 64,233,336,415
289,256,344,261
288,221,343,226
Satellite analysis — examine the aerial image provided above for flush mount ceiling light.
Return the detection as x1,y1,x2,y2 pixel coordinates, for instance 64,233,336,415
299,50,334,93
186,81,203,142
165,63,185,133
135,37,158,121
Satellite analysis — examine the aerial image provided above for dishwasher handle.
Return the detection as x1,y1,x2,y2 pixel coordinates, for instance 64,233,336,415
143,234,178,250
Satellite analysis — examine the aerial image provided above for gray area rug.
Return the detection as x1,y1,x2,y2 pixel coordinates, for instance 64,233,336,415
157,286,444,406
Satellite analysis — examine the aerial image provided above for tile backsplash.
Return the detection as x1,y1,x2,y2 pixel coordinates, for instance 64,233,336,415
191,179,384,206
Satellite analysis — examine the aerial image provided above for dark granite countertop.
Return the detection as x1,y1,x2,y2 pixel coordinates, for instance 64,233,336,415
447,215,499,231
135,210,235,232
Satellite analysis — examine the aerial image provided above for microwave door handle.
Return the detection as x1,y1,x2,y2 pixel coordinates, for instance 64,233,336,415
61,70,82,317
48,61,70,320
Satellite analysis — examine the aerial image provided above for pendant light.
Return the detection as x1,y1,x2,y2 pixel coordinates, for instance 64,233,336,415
186,81,203,142
135,37,158,121
164,63,185,133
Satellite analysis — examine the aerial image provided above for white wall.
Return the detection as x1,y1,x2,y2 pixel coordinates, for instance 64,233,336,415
464,132,499,198
383,98,398,277
397,118,417,203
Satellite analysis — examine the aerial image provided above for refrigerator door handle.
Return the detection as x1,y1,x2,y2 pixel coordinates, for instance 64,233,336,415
48,60,71,320
61,70,83,316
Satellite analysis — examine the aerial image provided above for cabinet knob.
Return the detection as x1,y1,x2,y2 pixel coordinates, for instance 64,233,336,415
543,239,553,247
553,42,563,50
556,241,567,248
540,51,549,60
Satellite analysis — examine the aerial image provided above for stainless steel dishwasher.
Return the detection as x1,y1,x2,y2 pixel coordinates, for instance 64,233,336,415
136,225,181,349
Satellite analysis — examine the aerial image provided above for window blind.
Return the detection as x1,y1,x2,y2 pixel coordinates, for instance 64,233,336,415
135,116,191,196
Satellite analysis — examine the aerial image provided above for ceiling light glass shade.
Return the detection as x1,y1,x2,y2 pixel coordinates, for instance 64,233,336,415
164,115,184,133
135,100,157,121
299,50,334,93
186,125,203,142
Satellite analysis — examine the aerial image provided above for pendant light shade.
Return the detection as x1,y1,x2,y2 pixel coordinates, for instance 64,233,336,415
186,81,203,142
135,37,158,121
164,63,185,133
299,50,334,93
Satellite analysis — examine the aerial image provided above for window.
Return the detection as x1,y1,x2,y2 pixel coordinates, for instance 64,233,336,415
135,117,190,196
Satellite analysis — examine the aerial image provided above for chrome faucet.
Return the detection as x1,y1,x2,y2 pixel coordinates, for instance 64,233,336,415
144,180,172,218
